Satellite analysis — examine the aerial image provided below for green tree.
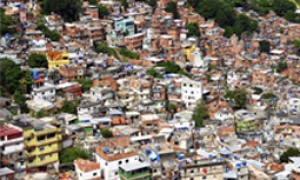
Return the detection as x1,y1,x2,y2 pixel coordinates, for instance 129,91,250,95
252,87,263,94
259,40,270,53
19,70,34,94
261,93,277,99
60,100,79,114
187,0,200,7
28,53,48,68
225,88,248,108
13,91,29,113
195,0,258,37
75,79,93,92
34,109,51,118
192,100,208,128
96,43,117,56
119,48,139,59
88,0,98,5
148,0,157,7
165,100,176,117
280,148,300,163
60,147,91,166
156,61,190,77
101,128,113,138
146,68,163,78
276,61,287,73
273,0,296,17
42,0,82,22
37,21,61,41
0,8,17,36
165,1,180,19
98,4,110,19
121,0,129,11
294,39,300,48
0,58,22,95
186,23,201,37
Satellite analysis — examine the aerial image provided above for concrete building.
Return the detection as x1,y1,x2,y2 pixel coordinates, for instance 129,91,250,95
181,77,203,109
0,125,25,171
95,137,140,180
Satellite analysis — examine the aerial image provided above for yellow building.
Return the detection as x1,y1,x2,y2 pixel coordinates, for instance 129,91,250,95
13,119,62,172
185,45,196,60
46,51,70,69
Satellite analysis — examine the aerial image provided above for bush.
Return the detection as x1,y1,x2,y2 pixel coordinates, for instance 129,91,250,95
280,148,300,163
261,93,277,99
119,48,140,59
156,61,190,77
146,68,163,78
101,128,113,138
60,147,90,166
75,79,93,92
96,43,117,57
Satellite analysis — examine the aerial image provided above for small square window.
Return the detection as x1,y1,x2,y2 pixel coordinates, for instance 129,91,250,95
93,172,97,176
126,159,129,163
119,161,122,165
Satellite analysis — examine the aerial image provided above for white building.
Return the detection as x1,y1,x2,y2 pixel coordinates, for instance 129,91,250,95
31,82,56,102
288,98,300,115
181,77,203,109
0,125,25,171
74,159,101,180
95,137,140,180
77,101,102,121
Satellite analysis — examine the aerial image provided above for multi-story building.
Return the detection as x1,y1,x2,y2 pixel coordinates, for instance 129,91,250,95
113,17,135,35
234,110,256,133
124,32,145,50
0,125,25,172
46,51,70,69
59,63,87,81
179,156,226,180
12,119,62,173
181,77,203,109
95,137,140,180
274,125,300,147
31,80,56,102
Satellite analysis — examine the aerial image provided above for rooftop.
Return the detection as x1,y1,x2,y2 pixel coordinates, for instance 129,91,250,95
0,125,21,137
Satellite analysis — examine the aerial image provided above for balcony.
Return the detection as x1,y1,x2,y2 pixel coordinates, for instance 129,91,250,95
2,143,24,155
119,171,150,180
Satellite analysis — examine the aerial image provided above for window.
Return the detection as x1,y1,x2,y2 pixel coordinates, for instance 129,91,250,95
126,159,129,163
37,135,46,141
80,173,82,177
40,157,45,161
119,161,122,165
47,133,55,139
190,170,194,173
93,172,97,176
39,147,45,152
115,172,118,175
203,176,206,180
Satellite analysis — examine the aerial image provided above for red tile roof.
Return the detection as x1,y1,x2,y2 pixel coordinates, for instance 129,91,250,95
74,159,100,172
0,125,21,137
